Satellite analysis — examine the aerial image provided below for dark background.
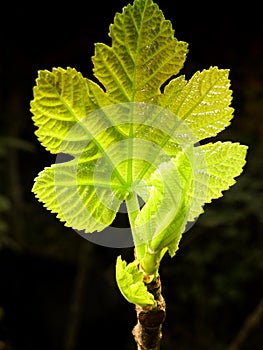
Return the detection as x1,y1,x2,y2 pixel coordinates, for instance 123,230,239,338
1,1,263,349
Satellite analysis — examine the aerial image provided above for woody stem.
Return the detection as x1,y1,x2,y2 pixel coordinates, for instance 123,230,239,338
132,275,166,350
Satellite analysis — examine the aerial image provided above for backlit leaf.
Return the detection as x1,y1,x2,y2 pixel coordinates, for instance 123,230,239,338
31,0,248,283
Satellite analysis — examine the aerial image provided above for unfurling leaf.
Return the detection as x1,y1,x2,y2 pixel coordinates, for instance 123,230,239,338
116,256,156,307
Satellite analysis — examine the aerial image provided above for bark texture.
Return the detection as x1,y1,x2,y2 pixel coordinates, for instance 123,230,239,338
132,275,166,350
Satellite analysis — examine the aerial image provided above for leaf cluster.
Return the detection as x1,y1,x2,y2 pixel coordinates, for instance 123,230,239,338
30,0,248,307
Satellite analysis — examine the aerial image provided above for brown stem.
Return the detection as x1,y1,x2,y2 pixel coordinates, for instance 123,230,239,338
132,275,166,350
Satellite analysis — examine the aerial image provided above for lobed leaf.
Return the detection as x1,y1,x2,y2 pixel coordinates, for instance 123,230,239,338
187,141,249,221
32,160,122,232
92,0,188,102
30,68,121,155
30,0,249,281
159,67,234,141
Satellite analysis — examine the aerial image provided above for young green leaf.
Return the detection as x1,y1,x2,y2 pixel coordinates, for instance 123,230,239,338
33,160,122,232
30,0,189,234
187,141,249,222
159,67,234,141
92,0,188,102
133,141,248,261
134,148,194,249
31,0,248,287
116,256,156,307
31,68,112,155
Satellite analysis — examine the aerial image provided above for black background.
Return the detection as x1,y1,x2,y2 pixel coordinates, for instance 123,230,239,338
1,1,263,349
